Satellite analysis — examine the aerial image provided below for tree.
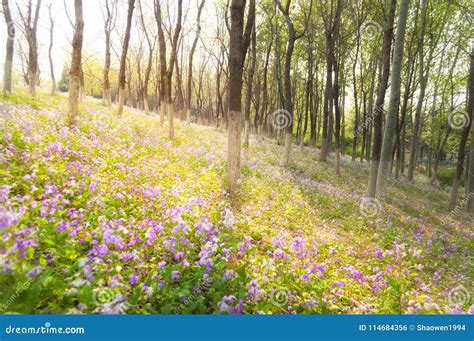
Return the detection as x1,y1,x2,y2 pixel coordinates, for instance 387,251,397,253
226,0,249,192
187,0,205,123
243,7,256,147
276,0,304,166
367,0,397,197
102,0,117,106
16,0,41,97
154,0,167,124
376,0,411,197
117,0,136,117
67,0,84,126
47,3,56,95
319,0,342,162
2,0,15,94
467,43,474,212
164,0,183,138
137,0,156,115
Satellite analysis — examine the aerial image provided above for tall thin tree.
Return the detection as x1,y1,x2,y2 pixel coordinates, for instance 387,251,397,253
47,3,56,95
186,0,205,123
2,0,15,94
16,0,41,97
367,0,397,197
67,0,84,126
117,0,136,117
376,0,411,197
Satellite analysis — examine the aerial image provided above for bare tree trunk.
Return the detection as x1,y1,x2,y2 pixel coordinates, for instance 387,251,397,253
407,0,430,181
163,0,183,138
367,0,397,197
319,0,341,161
467,46,474,212
226,0,247,193
186,0,205,123
243,22,256,147
67,0,84,127
48,4,56,95
154,0,167,124
449,108,472,210
138,0,155,115
376,0,410,197
117,0,135,117
17,0,41,97
102,0,116,106
2,0,15,94
277,0,302,166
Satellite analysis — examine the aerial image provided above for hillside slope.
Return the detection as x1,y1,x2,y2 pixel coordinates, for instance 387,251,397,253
1,94,472,314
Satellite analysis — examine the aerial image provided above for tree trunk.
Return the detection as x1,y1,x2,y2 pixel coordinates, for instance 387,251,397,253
102,0,115,106
226,0,246,192
47,4,56,95
117,0,135,117
243,20,256,147
67,0,84,127
2,0,15,94
448,110,471,210
376,0,410,197
467,46,474,212
367,0,397,197
186,0,205,123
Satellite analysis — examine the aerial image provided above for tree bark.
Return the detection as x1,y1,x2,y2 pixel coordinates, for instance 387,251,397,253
367,0,397,197
186,0,205,123
2,0,15,94
117,0,135,117
376,0,410,197
226,0,247,193
67,0,84,127
48,4,56,95
467,45,474,212
102,0,116,106
243,20,256,147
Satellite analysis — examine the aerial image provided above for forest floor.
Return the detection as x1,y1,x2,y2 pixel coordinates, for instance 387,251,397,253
1,91,472,314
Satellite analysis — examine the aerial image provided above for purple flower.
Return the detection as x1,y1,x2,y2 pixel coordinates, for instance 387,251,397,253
171,271,180,281
332,281,346,288
129,275,138,285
